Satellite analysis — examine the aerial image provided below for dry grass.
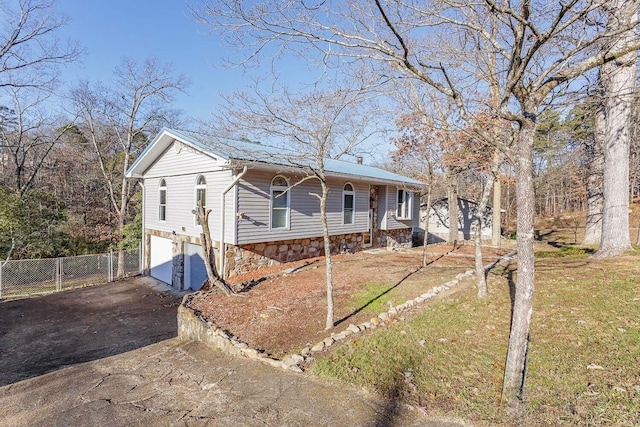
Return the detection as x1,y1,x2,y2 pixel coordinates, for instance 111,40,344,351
310,248,640,426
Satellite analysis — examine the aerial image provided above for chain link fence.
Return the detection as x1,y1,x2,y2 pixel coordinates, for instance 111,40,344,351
0,248,140,299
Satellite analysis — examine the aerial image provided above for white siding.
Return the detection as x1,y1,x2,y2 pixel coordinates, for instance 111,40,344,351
236,169,369,244
144,169,235,242
144,141,223,178
381,186,417,230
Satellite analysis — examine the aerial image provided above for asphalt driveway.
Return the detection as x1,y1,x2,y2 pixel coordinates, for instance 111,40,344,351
0,277,184,387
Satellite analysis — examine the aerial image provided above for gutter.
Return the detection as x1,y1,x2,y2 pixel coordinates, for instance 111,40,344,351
219,166,248,279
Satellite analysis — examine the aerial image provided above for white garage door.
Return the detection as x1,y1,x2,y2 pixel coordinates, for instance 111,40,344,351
150,235,173,285
184,243,208,290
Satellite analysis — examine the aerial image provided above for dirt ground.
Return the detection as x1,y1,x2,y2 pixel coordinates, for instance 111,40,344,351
188,244,511,358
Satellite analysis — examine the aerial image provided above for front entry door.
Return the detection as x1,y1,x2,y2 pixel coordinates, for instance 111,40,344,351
364,208,374,247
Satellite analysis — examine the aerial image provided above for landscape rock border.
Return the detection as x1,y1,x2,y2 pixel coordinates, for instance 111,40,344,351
177,250,517,372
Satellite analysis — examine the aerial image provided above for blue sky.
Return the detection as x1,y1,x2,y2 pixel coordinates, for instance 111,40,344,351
56,0,265,120
53,0,391,162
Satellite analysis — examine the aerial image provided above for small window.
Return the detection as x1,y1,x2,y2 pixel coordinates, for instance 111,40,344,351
396,189,413,220
343,183,355,225
159,179,167,221
271,175,289,229
194,175,207,225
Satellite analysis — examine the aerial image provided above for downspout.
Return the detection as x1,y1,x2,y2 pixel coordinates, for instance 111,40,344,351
220,166,248,279
139,181,145,275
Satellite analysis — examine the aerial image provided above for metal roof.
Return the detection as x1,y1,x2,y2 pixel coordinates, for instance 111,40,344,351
127,127,425,187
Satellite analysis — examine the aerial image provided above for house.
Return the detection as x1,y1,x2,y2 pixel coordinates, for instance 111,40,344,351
125,128,424,291
420,197,495,244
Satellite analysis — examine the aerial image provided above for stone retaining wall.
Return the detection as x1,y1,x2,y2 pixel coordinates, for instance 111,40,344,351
176,250,517,372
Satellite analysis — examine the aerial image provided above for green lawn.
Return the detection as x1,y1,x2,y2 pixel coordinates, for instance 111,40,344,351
310,250,640,426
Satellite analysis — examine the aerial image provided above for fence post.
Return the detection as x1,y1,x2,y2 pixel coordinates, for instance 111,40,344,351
108,249,113,282
56,258,62,292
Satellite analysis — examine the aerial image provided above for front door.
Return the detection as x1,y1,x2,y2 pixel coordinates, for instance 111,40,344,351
364,208,374,247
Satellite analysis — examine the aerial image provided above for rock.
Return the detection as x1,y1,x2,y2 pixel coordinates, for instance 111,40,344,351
242,348,259,358
414,297,425,304
288,365,304,373
438,338,449,343
282,354,305,367
400,330,407,335
301,347,311,356
266,359,284,368
333,332,347,340
370,317,380,326
418,340,426,347
464,330,474,335
378,312,389,322
388,307,398,316
347,324,360,333
587,364,605,370
361,322,374,329
311,342,325,352
342,329,353,337
323,337,335,347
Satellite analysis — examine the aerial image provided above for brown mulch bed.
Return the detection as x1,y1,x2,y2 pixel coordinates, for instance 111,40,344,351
188,244,511,358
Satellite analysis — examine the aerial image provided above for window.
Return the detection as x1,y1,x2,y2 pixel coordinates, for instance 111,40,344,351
158,179,167,221
396,189,413,220
194,175,207,225
271,175,289,229
343,183,355,225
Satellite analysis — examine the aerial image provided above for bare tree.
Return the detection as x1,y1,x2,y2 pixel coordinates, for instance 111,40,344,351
0,86,72,195
595,0,638,257
195,0,640,408
0,0,79,89
71,57,187,277
213,83,376,330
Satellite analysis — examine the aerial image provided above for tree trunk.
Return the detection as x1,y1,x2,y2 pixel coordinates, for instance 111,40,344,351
475,152,502,298
320,181,334,330
502,117,536,409
583,75,605,245
422,184,433,268
492,176,502,246
595,2,636,257
194,205,234,295
448,179,459,245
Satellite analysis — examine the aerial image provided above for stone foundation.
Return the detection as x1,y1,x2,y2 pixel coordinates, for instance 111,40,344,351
145,227,414,283
374,228,413,250
226,233,364,276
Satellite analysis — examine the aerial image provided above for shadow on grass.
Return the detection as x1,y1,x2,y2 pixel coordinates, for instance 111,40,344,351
334,248,455,328
333,267,422,328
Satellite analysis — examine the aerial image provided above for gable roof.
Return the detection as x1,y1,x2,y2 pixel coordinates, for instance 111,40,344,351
126,127,425,187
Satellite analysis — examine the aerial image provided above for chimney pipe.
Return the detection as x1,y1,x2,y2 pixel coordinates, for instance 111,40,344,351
357,156,363,165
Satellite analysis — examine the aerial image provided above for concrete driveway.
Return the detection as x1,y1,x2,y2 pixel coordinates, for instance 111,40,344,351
0,339,464,427
0,277,184,387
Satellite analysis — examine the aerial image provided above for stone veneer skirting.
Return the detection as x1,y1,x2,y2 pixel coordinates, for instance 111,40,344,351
226,228,413,277
145,227,414,285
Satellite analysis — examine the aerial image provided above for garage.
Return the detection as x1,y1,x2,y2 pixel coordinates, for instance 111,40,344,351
150,235,173,285
184,243,207,290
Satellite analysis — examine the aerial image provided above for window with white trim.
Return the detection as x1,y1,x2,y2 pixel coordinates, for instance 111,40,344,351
396,189,413,220
194,175,207,225
158,178,167,221
270,175,289,229
343,183,355,225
